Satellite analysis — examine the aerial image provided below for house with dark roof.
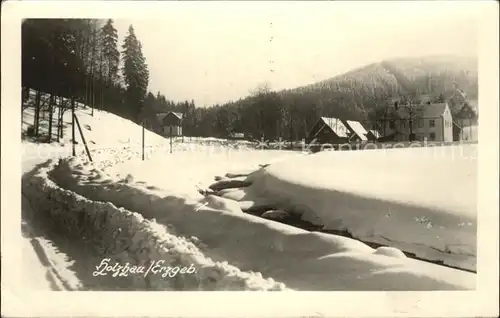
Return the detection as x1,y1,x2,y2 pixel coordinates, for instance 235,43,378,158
453,99,478,141
156,111,183,137
382,101,454,142
306,117,350,144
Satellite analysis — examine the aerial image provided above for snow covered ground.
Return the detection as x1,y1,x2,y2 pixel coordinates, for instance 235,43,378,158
20,102,169,291
50,152,475,290
236,145,477,271
19,98,477,291
20,103,294,291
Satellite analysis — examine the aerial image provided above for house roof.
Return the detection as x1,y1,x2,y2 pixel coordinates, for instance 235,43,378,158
319,117,349,138
345,120,368,141
156,113,167,121
392,103,448,119
170,112,183,120
156,111,183,122
368,130,381,138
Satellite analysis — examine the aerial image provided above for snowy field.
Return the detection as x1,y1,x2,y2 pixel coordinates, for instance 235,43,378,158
49,155,475,290
20,99,477,290
239,145,477,271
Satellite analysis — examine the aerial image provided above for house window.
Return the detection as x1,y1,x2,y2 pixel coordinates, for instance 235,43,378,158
429,119,435,128
389,120,395,129
429,132,436,141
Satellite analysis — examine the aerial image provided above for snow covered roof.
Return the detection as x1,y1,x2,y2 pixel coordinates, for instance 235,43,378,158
394,103,448,119
368,130,381,138
169,112,183,120
345,120,368,141
320,117,349,138
156,111,183,122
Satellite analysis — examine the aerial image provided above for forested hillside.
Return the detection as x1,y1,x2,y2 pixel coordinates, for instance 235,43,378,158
22,19,477,143
22,19,150,142
172,55,478,140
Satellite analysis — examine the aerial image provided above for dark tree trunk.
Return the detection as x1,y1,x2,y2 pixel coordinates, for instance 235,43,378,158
22,87,29,105
48,93,54,142
59,96,64,138
34,90,41,136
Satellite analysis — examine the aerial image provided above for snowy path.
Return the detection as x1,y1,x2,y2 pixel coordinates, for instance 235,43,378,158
21,148,76,290
20,145,89,291
20,209,70,291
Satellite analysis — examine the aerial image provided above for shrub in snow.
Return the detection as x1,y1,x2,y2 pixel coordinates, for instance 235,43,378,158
208,179,253,192
225,172,249,178
261,209,290,221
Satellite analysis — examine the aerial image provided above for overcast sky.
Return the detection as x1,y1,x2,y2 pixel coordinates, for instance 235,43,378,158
113,1,481,106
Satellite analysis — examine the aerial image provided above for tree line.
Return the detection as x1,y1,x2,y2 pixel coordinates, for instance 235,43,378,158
22,20,476,143
22,18,149,141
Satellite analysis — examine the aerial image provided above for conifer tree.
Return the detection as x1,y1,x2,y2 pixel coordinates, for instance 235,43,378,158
101,19,120,85
121,25,149,121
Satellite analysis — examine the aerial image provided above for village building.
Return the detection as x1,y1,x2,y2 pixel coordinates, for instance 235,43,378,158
306,117,350,144
229,132,245,139
155,111,183,137
381,100,454,142
453,99,478,141
344,120,369,142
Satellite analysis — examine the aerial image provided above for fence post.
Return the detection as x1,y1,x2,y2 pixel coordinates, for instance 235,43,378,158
142,120,145,161
169,126,173,154
74,113,93,162
71,98,76,156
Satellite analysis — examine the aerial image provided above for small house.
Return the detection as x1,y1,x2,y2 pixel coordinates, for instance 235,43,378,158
453,100,478,141
229,132,245,139
157,111,183,137
307,117,350,144
455,99,478,126
344,120,369,142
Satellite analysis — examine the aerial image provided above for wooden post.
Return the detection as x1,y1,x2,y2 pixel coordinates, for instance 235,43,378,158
74,114,93,162
169,126,173,154
56,103,61,143
71,98,76,156
469,118,472,141
142,120,145,161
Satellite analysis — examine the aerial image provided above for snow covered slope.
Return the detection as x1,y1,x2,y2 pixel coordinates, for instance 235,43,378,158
49,156,475,290
22,100,167,149
239,145,477,271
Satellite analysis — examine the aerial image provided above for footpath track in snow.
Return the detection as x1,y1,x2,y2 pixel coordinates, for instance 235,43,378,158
22,157,289,291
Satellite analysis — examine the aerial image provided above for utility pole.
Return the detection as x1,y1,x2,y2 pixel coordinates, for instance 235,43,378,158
142,120,145,161
169,126,173,154
407,101,414,142
71,97,76,156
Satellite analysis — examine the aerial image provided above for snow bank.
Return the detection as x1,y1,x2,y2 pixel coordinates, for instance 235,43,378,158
22,160,288,291
239,145,477,271
47,157,476,290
